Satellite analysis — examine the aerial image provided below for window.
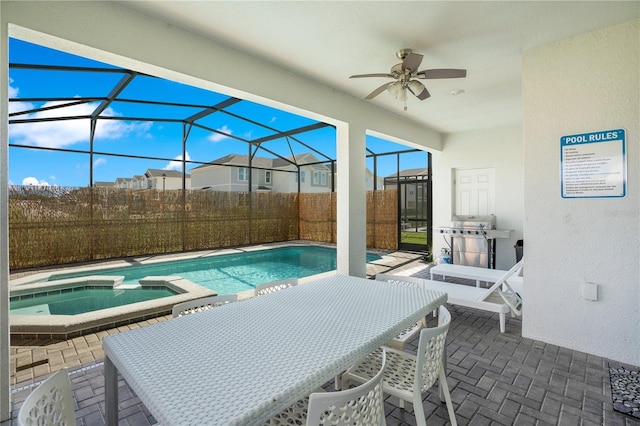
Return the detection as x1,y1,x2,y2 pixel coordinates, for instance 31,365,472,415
313,171,320,185
265,170,271,184
320,172,327,186
238,167,248,181
301,170,306,183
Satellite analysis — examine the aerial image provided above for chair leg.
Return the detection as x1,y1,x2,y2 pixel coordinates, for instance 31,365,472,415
438,367,457,426
411,396,425,426
499,313,506,333
335,374,342,390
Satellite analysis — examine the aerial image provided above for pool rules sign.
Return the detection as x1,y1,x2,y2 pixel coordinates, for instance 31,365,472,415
560,129,626,198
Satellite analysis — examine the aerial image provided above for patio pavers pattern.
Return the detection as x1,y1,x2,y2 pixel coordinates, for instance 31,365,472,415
5,265,640,425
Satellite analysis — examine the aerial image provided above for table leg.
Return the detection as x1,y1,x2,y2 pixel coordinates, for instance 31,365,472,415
104,356,118,426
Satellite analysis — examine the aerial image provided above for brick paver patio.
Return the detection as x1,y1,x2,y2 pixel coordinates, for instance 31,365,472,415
4,264,639,425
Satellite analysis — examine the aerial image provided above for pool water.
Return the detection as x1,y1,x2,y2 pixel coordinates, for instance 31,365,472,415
46,246,382,295
10,286,177,315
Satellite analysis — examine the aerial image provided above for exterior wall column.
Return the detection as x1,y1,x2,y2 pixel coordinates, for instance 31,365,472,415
336,122,367,277
0,17,10,422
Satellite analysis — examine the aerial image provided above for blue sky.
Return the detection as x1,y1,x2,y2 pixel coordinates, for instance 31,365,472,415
8,39,427,187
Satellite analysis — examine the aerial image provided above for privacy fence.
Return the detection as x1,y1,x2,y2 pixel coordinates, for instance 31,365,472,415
9,187,397,270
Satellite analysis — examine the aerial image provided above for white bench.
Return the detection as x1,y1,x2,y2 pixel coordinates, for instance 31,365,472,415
430,263,524,295
429,263,524,296
430,264,505,286
377,259,523,333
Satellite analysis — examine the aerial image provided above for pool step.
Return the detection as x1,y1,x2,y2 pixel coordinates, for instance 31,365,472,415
114,283,142,290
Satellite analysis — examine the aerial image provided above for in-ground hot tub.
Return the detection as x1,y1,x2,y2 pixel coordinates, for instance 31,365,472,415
10,275,215,340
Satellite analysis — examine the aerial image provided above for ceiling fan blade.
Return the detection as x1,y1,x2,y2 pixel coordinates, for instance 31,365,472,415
416,86,431,100
350,73,395,79
407,80,431,100
402,53,423,73
416,69,467,79
365,82,393,99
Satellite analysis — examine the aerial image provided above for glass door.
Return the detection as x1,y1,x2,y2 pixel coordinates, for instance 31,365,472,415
398,176,432,252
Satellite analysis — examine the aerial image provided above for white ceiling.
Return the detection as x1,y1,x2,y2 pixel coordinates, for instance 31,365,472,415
120,1,638,134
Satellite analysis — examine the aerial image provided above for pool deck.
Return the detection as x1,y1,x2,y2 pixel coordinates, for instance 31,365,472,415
8,243,426,385
5,257,638,425
9,242,422,342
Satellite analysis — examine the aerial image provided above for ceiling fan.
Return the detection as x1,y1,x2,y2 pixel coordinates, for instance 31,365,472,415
350,48,467,111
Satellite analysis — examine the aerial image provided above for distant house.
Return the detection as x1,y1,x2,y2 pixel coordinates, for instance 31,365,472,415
328,162,382,191
383,168,429,189
365,169,385,191
113,169,191,190
190,153,333,193
114,177,133,189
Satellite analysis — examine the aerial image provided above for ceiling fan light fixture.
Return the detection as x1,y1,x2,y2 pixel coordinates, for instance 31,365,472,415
387,81,403,98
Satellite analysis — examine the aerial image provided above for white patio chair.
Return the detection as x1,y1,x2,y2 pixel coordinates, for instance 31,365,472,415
377,259,523,333
342,306,457,426
18,368,76,426
265,349,387,426
254,278,298,296
172,294,238,317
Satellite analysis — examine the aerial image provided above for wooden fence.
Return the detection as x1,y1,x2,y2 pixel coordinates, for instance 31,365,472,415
8,186,397,270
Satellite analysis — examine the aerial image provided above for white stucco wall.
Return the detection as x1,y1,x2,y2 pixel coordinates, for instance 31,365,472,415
522,20,639,365
0,5,10,419
432,124,524,270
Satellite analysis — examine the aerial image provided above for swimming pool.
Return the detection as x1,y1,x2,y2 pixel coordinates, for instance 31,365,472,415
10,285,177,315
38,246,382,295
9,276,214,340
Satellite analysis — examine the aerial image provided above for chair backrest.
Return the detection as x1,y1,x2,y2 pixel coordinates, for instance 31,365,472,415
307,349,387,426
254,278,298,296
18,368,76,426
415,305,451,394
477,259,524,314
374,273,424,288
172,294,238,318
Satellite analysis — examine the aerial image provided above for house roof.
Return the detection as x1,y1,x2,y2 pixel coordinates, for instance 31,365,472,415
192,153,331,172
145,169,191,179
386,168,429,178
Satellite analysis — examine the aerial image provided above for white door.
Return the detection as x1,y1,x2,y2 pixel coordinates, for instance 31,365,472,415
455,168,495,215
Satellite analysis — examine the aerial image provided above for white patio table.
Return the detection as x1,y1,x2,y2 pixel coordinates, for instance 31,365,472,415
103,274,446,425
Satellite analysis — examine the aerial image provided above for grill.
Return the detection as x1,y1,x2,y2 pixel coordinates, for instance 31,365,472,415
433,215,511,268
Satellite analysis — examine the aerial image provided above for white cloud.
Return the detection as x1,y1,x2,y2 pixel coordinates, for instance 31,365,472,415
207,125,233,143
270,116,277,124
9,80,36,116
164,152,191,171
93,158,107,168
8,81,153,148
8,78,19,98
22,176,50,186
